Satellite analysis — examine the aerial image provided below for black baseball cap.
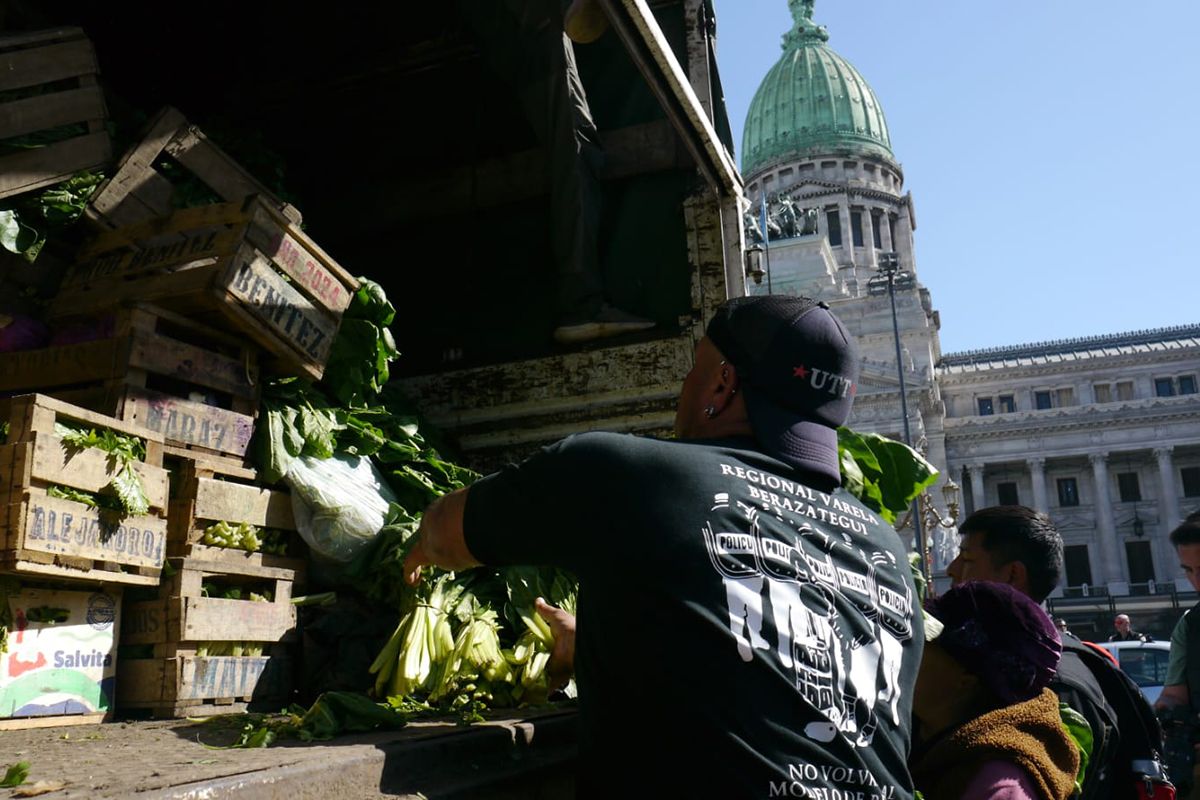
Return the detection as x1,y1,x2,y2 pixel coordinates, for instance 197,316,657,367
706,296,860,484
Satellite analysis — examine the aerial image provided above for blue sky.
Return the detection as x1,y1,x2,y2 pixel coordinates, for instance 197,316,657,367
710,1,1200,353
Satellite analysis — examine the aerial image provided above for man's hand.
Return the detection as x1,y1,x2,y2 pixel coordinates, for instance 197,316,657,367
535,597,576,691
403,489,480,586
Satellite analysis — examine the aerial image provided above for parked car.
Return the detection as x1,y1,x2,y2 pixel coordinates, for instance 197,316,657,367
1096,640,1172,704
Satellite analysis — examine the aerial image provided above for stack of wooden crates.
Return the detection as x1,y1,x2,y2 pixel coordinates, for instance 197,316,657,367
0,29,360,723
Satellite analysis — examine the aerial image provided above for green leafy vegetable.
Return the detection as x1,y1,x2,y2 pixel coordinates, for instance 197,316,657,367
0,761,28,788
837,427,938,523
0,578,19,654
54,421,150,516
25,606,70,624
318,279,398,408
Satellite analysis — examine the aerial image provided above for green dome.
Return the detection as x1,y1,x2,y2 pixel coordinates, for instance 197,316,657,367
741,0,893,178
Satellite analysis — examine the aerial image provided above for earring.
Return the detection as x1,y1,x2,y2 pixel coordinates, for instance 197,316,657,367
704,405,717,418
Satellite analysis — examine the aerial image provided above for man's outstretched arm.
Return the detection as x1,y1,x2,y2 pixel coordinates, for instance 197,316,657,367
403,488,480,585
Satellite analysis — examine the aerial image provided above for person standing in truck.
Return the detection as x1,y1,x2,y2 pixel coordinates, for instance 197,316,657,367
453,0,654,343
404,296,925,798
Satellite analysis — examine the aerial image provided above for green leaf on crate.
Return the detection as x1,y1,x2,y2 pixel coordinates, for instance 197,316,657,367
36,171,104,226
837,428,938,524
54,422,150,517
111,465,150,516
0,761,29,788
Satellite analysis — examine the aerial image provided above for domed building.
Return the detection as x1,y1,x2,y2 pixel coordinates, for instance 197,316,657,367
739,2,1200,632
740,0,953,572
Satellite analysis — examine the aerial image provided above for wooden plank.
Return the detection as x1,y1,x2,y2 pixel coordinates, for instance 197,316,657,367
0,38,97,93
243,209,353,314
81,197,253,258
64,226,242,289
127,327,257,400
169,544,305,573
192,476,294,530
84,107,187,224
5,393,168,452
165,128,287,214
0,27,87,51
0,84,106,140
85,107,301,231
0,130,110,199
50,259,221,319
179,596,296,642
0,712,107,731
23,433,169,509
1,557,160,586
175,655,290,701
176,556,297,582
161,445,255,480
114,658,167,704
120,598,169,645
0,339,123,392
10,493,167,568
120,387,254,457
221,248,338,369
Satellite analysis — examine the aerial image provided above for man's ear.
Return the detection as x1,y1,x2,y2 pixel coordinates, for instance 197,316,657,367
711,360,742,415
1004,559,1031,595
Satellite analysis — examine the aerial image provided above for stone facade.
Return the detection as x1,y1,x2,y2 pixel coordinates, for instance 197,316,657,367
740,6,1200,627
940,330,1200,598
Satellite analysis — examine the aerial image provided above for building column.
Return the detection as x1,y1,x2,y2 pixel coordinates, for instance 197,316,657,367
896,201,916,271
861,208,877,268
1089,452,1127,590
838,202,855,266
880,211,894,252
1027,457,1048,513
1155,446,1182,582
1156,447,1182,532
967,463,986,513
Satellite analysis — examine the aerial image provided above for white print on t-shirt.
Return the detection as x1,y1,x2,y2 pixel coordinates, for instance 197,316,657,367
702,520,769,661
702,464,915,751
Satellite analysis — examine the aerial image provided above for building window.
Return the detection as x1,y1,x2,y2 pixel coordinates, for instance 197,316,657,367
1057,477,1080,507
997,482,1019,506
1117,472,1142,502
826,209,842,247
998,395,1016,413
1063,545,1093,588
1034,388,1075,409
850,210,864,248
977,397,994,416
1116,381,1135,401
1182,467,1200,498
888,215,897,247
1126,540,1155,587
1155,378,1176,397
1181,375,1198,395
1156,375,1197,397
1093,383,1112,404
871,211,883,249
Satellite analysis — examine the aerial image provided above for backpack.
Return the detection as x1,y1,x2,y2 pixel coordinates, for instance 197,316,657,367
1052,633,1171,799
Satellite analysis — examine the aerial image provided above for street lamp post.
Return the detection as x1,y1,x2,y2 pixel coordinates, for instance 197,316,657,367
867,252,931,584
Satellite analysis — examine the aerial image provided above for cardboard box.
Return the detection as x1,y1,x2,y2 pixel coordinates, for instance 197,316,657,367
0,585,121,721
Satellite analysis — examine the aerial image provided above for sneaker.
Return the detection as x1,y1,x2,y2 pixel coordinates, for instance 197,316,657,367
553,304,655,344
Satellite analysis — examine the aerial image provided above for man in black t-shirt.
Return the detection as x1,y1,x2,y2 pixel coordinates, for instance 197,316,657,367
405,296,923,798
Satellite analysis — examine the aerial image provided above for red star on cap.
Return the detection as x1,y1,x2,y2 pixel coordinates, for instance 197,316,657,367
793,365,809,379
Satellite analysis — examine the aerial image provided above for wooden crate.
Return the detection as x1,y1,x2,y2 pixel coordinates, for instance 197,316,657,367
167,454,303,570
0,28,111,200
0,303,260,458
118,556,296,716
0,394,169,586
85,106,300,230
54,197,359,380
